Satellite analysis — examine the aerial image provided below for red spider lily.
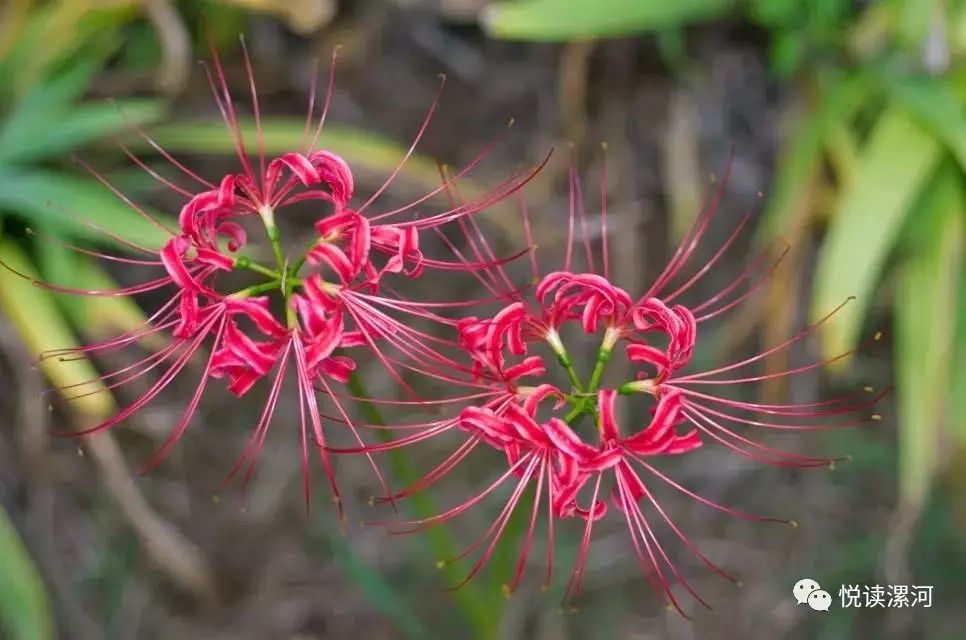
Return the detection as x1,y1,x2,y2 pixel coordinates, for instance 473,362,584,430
376,386,593,593
364,151,884,613
5,41,546,517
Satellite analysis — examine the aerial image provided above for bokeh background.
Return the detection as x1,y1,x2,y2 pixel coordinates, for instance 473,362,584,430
0,1,964,639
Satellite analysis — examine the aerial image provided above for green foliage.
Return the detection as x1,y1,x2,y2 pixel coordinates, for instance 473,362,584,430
320,525,434,640
0,9,168,421
483,0,733,40
141,120,447,199
812,107,942,359
0,12,166,637
0,505,53,640
895,166,963,505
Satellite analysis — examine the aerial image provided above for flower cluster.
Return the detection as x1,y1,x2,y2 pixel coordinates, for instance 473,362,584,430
13,47,883,613
363,158,884,611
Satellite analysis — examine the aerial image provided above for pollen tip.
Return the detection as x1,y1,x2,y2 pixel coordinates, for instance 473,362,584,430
756,191,763,198
435,559,446,570
601,141,608,151
212,494,221,504
789,519,799,528
710,172,717,183
735,580,744,588
874,331,882,341
367,496,376,507
828,461,835,471
871,414,882,421
846,454,854,462
501,584,511,598
864,385,874,392
507,117,515,127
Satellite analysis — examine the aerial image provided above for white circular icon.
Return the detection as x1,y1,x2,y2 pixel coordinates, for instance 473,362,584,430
793,578,821,605
807,589,832,611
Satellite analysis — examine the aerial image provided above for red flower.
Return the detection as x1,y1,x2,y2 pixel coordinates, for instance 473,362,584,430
9,42,543,517
368,152,883,613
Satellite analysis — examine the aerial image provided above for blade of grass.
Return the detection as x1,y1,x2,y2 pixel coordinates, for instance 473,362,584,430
812,107,942,360
0,505,53,640
0,100,165,165
318,525,434,640
952,274,966,444
0,238,114,417
880,73,966,170
895,166,963,506
0,169,172,249
756,74,867,244
482,0,734,41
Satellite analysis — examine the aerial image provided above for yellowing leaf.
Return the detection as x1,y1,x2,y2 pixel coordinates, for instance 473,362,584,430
0,240,115,418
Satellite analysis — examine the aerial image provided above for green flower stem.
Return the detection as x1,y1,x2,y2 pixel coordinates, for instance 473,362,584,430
586,346,612,394
290,249,312,277
261,212,288,275
557,352,584,392
233,256,281,280
231,281,280,298
346,374,499,638
563,396,587,423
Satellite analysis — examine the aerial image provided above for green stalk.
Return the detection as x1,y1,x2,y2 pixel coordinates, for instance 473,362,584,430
586,344,613,395
232,281,280,298
346,374,500,638
557,351,583,392
233,256,281,279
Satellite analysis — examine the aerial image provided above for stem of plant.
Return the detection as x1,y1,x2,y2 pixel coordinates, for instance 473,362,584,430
346,373,499,638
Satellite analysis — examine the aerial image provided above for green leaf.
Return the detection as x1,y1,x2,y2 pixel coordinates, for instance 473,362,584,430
0,55,101,147
0,239,115,418
141,119,446,196
894,166,963,505
880,74,966,171
482,0,734,41
0,504,53,640
951,309,966,443
64,259,152,343
0,169,172,250
757,75,868,244
812,107,943,359
0,99,165,165
0,4,129,98
319,526,434,640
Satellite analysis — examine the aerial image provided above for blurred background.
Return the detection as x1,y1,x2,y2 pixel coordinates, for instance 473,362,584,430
0,1,964,638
